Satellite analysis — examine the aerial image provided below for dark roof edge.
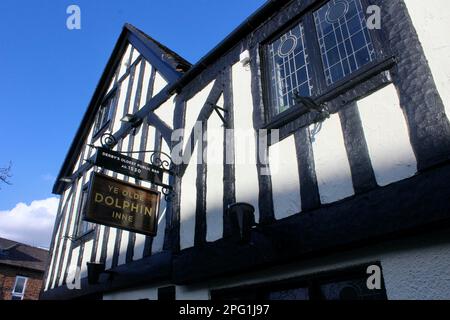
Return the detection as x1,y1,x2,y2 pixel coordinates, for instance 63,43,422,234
167,0,292,94
0,237,49,253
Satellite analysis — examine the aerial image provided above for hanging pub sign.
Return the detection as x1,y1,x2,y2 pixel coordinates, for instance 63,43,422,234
94,147,164,186
84,172,160,236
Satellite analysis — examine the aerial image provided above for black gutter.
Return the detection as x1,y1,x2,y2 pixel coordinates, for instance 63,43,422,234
167,0,292,94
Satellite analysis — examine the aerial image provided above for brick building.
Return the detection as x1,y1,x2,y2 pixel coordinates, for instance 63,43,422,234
0,238,48,300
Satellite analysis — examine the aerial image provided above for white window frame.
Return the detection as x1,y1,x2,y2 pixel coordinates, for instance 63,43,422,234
12,276,28,300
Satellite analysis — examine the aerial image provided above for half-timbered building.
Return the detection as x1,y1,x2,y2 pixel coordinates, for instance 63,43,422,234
42,0,450,300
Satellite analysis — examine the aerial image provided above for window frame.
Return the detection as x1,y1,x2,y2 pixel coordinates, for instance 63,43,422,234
74,182,95,240
12,275,28,300
262,15,316,120
261,0,392,126
92,88,118,138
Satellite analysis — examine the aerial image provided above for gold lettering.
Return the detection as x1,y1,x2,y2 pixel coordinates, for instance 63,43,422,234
111,212,134,223
95,193,103,203
105,196,114,206
130,202,139,213
114,198,122,209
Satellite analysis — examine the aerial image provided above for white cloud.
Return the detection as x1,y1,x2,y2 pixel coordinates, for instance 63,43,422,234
0,197,59,249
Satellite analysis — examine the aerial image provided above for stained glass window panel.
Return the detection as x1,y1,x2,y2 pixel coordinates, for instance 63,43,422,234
266,22,313,115
314,0,376,86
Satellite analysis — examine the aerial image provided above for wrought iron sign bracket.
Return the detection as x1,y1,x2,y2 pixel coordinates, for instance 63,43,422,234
209,103,228,126
293,91,330,123
87,133,176,201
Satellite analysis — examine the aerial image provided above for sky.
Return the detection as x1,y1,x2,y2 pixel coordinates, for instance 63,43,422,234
0,0,266,248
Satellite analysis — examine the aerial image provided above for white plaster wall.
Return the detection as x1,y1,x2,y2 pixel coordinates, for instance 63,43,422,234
232,61,260,222
184,80,216,152
125,62,140,115
154,96,176,129
143,126,157,167
118,44,132,80
112,75,131,133
206,95,225,242
153,71,168,96
139,61,153,109
269,135,302,219
358,84,417,186
180,143,199,250
66,246,80,285
79,240,93,279
130,47,140,65
405,0,450,120
311,114,354,204
383,242,450,300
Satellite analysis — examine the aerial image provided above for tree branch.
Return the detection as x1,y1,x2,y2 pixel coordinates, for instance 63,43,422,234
0,161,13,188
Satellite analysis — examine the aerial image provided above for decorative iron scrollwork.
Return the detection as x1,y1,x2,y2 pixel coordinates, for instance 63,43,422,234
94,133,176,200
100,133,117,149
149,151,173,173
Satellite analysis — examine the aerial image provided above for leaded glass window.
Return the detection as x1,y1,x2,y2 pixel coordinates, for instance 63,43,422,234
314,0,376,86
266,22,313,115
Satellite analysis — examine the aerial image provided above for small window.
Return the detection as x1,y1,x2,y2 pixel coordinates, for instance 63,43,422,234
266,21,313,116
94,90,117,135
75,185,95,238
314,0,376,86
12,276,28,300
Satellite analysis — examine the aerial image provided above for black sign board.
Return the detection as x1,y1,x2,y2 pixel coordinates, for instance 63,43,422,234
84,172,160,236
94,148,164,186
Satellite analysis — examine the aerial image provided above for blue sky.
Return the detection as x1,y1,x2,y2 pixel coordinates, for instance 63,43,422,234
0,0,265,211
